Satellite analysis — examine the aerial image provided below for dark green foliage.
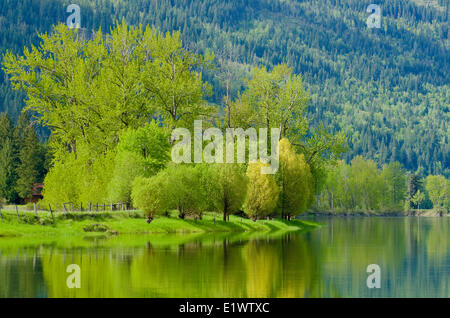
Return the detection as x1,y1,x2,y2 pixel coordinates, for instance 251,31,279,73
0,113,19,202
0,0,448,175
407,173,424,209
15,114,45,199
0,112,47,203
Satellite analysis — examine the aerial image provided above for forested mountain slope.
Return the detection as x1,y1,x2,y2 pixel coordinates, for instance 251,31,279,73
0,0,448,175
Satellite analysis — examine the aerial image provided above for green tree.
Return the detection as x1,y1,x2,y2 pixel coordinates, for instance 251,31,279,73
160,164,211,220
231,64,309,137
411,190,425,211
0,113,18,202
131,174,171,222
209,163,248,221
0,139,18,202
276,138,314,219
380,162,407,209
15,119,45,199
348,156,383,211
407,173,423,210
425,175,448,212
244,161,279,221
108,122,171,204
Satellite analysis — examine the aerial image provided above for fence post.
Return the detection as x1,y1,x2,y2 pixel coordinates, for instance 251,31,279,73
34,202,38,218
89,202,92,212
16,205,20,222
110,203,113,212
63,203,67,214
49,204,54,222
0,209,3,222
80,202,83,212
103,203,105,211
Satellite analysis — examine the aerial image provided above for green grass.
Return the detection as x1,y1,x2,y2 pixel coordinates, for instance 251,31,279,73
0,209,321,238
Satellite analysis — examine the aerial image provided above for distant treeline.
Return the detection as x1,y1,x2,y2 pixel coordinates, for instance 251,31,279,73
316,156,449,214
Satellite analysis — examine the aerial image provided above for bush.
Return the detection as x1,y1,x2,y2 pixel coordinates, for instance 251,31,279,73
83,223,110,232
131,173,171,222
131,164,212,221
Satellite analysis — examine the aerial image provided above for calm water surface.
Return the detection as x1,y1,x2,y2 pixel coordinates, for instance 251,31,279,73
0,217,448,297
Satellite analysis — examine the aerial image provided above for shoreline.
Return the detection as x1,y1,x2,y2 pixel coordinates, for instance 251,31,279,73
307,210,448,217
0,210,321,238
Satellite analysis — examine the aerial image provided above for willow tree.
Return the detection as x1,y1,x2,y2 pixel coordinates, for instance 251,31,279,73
209,163,248,221
276,138,314,220
131,175,171,223
425,175,448,212
244,161,279,221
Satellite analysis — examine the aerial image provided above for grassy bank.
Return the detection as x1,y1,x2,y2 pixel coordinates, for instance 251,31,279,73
0,210,321,237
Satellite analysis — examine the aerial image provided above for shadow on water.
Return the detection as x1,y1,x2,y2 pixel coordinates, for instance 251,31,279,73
0,217,448,297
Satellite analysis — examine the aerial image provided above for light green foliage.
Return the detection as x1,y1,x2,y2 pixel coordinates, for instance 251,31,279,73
108,122,171,204
131,175,170,220
411,190,426,210
321,158,409,213
348,156,383,211
3,22,212,158
3,22,211,205
380,162,407,210
276,138,314,219
230,65,346,196
132,164,211,220
208,163,248,221
231,64,309,137
244,161,279,220
40,155,80,207
165,164,211,219
425,175,449,212
41,151,114,208
108,152,146,205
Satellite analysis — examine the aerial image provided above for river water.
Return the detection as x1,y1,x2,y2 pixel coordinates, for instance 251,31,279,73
0,217,448,297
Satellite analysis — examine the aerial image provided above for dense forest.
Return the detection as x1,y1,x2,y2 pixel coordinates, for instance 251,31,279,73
0,0,448,177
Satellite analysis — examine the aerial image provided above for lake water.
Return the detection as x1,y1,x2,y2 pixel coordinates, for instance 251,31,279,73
0,217,448,297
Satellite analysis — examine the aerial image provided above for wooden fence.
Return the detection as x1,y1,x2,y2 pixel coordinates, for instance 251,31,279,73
0,202,135,222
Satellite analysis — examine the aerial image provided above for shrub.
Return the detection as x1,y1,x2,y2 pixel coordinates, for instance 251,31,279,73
83,223,110,232
131,173,171,222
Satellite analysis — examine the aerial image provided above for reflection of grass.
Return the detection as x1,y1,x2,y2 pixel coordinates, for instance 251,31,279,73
0,210,321,238
0,226,317,254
